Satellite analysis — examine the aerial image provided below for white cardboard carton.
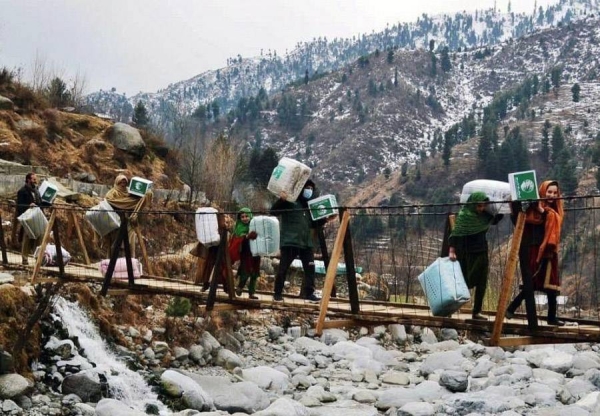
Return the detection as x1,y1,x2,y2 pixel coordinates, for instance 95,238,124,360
249,216,280,256
38,181,58,204
308,194,338,221
195,207,220,246
508,170,539,201
267,157,311,202
128,177,153,197
18,207,48,239
85,199,121,237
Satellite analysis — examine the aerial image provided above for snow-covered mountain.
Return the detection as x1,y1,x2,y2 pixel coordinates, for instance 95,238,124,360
84,0,600,127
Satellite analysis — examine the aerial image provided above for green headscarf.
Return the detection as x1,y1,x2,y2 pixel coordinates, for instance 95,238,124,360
233,207,253,236
450,192,492,237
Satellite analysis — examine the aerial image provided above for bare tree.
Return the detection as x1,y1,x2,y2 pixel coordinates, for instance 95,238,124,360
69,69,88,108
179,128,206,205
30,51,50,93
201,133,246,209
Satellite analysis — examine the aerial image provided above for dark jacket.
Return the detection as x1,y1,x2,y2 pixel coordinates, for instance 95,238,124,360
16,184,42,216
270,198,314,249
270,187,326,249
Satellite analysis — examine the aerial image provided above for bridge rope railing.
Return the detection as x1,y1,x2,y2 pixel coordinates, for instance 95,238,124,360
1,195,599,336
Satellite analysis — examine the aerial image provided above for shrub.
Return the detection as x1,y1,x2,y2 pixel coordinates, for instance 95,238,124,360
43,109,63,136
165,296,191,317
0,67,15,88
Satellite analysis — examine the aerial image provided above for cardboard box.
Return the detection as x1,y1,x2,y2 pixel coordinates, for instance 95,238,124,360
128,177,153,197
508,170,539,201
266,157,311,202
308,194,338,221
38,181,58,204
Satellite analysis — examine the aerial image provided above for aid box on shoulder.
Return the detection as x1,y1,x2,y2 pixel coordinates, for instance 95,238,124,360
38,181,58,204
267,157,312,202
195,207,220,246
128,177,153,197
508,170,539,201
460,179,511,215
308,194,338,221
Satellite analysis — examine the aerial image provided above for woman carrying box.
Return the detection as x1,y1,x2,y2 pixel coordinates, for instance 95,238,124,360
448,191,503,320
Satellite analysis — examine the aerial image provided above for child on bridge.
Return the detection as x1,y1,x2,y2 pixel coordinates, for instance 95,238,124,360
230,208,260,299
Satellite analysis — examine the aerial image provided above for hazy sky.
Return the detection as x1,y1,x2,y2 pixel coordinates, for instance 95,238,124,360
0,0,556,96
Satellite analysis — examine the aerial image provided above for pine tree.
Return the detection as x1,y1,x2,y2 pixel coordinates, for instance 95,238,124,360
552,149,578,195
304,69,309,85
46,77,71,108
442,133,452,167
571,83,581,102
394,67,398,87
551,66,562,92
430,54,437,77
532,75,539,95
387,49,394,64
132,101,149,127
211,100,220,120
540,119,551,163
551,125,565,163
440,47,452,72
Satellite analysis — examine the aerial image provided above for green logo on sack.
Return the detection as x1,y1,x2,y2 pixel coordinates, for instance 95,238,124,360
272,165,285,179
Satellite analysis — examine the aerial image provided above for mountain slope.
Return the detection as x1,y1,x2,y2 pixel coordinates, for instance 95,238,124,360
85,0,600,126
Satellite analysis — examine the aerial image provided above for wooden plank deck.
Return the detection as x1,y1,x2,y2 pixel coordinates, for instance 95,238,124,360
2,251,599,345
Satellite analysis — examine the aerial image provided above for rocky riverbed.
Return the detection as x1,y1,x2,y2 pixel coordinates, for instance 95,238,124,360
1,288,600,415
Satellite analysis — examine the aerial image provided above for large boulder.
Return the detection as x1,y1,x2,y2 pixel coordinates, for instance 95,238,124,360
61,371,102,402
0,95,14,110
252,397,311,416
240,366,291,391
0,373,31,399
94,398,147,416
160,369,215,412
108,123,146,157
179,372,270,413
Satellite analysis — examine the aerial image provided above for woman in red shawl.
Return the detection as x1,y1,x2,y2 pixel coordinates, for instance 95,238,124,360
230,208,260,299
506,180,565,326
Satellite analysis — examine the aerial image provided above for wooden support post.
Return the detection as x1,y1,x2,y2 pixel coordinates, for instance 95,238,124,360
317,227,335,297
440,214,456,257
342,209,360,314
490,211,526,346
206,232,227,310
122,216,135,287
315,210,350,335
134,227,153,275
31,209,57,284
0,213,8,265
100,216,128,296
223,234,235,300
70,210,90,265
52,217,65,279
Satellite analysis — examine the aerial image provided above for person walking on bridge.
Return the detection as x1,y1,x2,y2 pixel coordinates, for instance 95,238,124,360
506,180,565,326
230,207,260,299
16,172,49,265
270,179,323,303
104,174,152,258
449,191,503,320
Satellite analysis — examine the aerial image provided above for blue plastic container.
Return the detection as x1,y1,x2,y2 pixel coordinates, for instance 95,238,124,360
418,257,471,316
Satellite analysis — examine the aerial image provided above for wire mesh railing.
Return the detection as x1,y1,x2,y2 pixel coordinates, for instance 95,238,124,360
1,195,600,327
